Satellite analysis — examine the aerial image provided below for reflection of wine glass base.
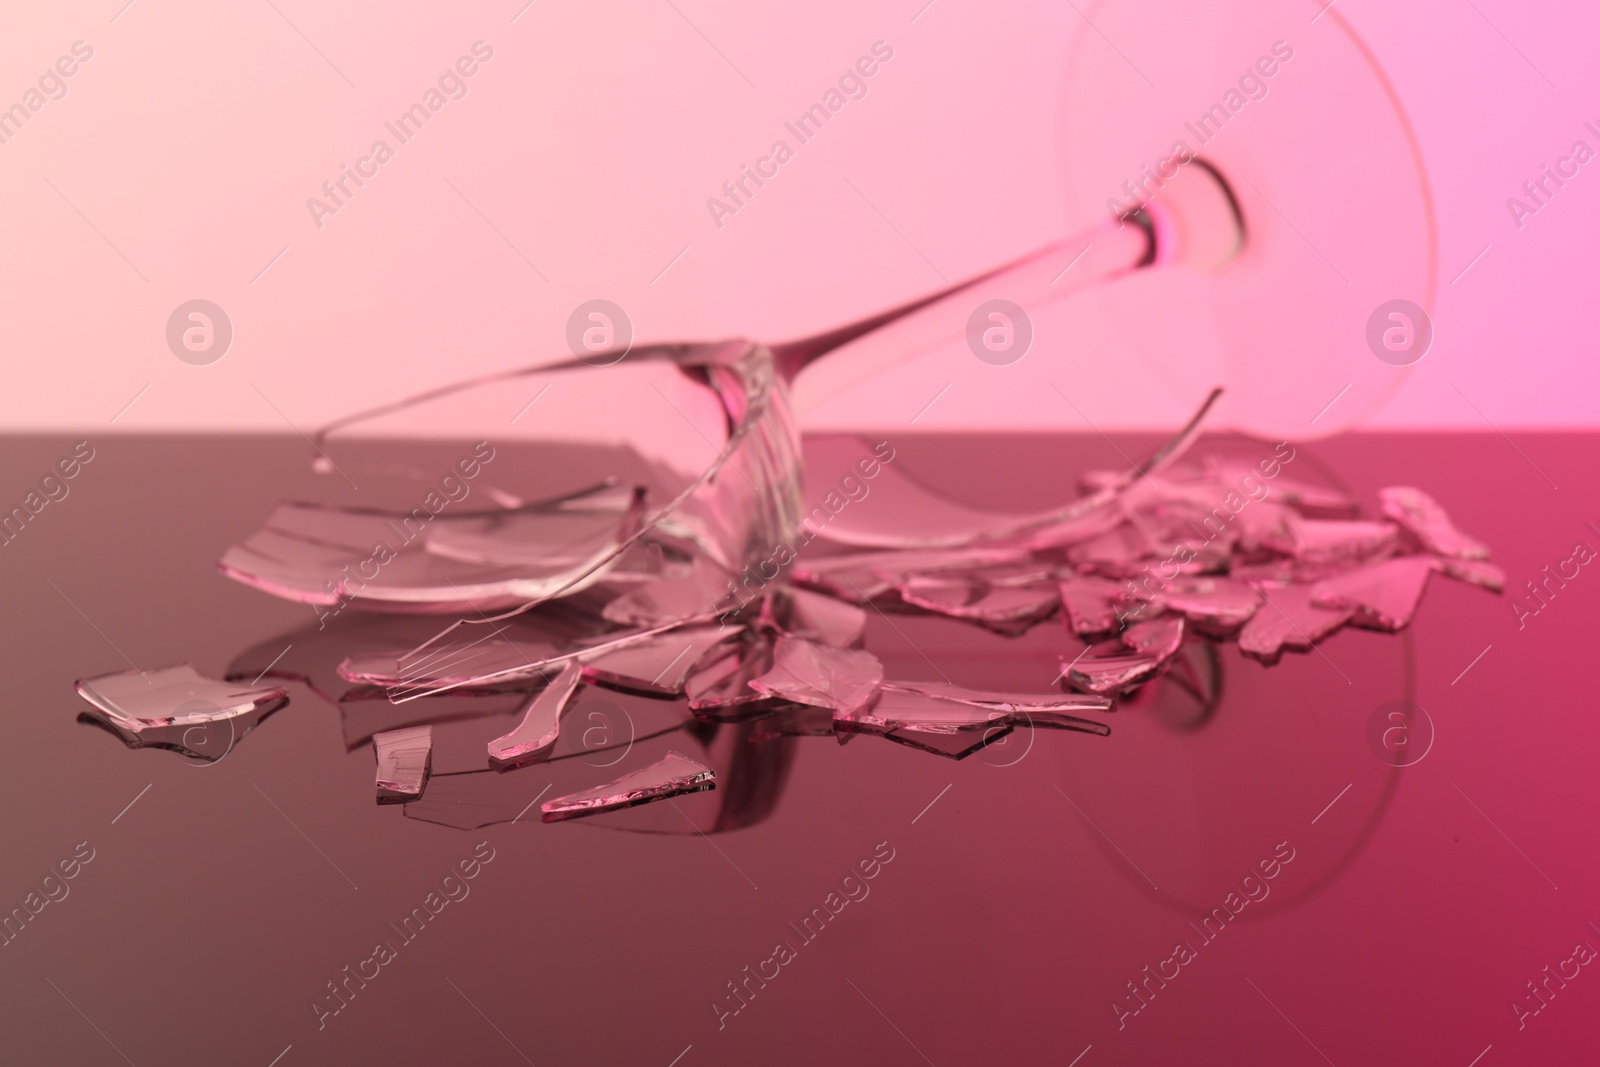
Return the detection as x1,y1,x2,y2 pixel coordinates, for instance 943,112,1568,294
1052,628,1412,917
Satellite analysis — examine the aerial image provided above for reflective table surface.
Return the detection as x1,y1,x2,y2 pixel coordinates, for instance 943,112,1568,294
0,430,1592,1066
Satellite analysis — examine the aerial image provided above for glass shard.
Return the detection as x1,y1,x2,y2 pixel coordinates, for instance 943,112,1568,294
1378,486,1490,560
1150,576,1260,634
1058,573,1128,636
895,574,1060,632
1120,615,1185,663
1432,556,1506,593
1236,583,1353,665
74,664,288,760
684,636,786,719
373,724,433,801
794,547,1028,603
486,661,584,768
540,751,715,822
1267,517,1399,566
581,626,736,696
219,484,642,614
747,636,884,713
1063,647,1165,695
601,560,732,628
758,586,868,648
885,722,1015,760
1310,556,1436,632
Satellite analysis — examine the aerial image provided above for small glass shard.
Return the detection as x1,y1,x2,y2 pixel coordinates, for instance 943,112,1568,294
1310,556,1435,632
486,661,583,768
1378,486,1489,560
1237,583,1353,665
1121,615,1184,662
1151,576,1261,634
897,574,1059,628
1058,573,1128,635
540,751,715,822
1063,647,1165,695
758,586,868,648
601,561,731,628
581,626,735,696
684,636,786,719
1432,556,1505,593
795,547,1028,603
884,722,1014,760
1266,517,1399,566
374,725,433,801
74,664,288,760
747,636,884,713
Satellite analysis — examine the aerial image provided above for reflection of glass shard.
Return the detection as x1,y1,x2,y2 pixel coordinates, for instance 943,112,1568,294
748,636,883,713
879,680,1112,718
540,751,715,822
1311,556,1435,632
374,725,433,800
1378,486,1489,560
74,664,288,759
581,626,735,696
487,661,583,768
1237,583,1353,665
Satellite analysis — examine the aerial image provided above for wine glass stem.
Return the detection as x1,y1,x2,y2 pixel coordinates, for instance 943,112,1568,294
771,213,1153,389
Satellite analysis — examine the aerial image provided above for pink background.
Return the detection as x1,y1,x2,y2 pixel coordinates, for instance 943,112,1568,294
0,0,1593,432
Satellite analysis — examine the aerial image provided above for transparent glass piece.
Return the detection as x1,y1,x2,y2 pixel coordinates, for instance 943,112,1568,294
795,547,1028,603
1058,573,1128,635
747,636,883,713
486,661,583,768
757,586,867,648
895,574,1060,633
684,636,784,718
580,626,736,696
846,687,1111,738
374,724,433,801
540,751,715,823
1150,576,1261,634
218,484,643,614
340,635,560,691
1120,615,1184,663
1432,556,1505,594
1378,486,1490,560
1310,556,1436,632
74,664,288,760
601,560,733,628
1063,651,1165,696
1237,583,1353,666
1266,517,1400,567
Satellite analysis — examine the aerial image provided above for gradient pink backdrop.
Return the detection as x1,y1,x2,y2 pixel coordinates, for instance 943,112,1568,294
0,0,1593,432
